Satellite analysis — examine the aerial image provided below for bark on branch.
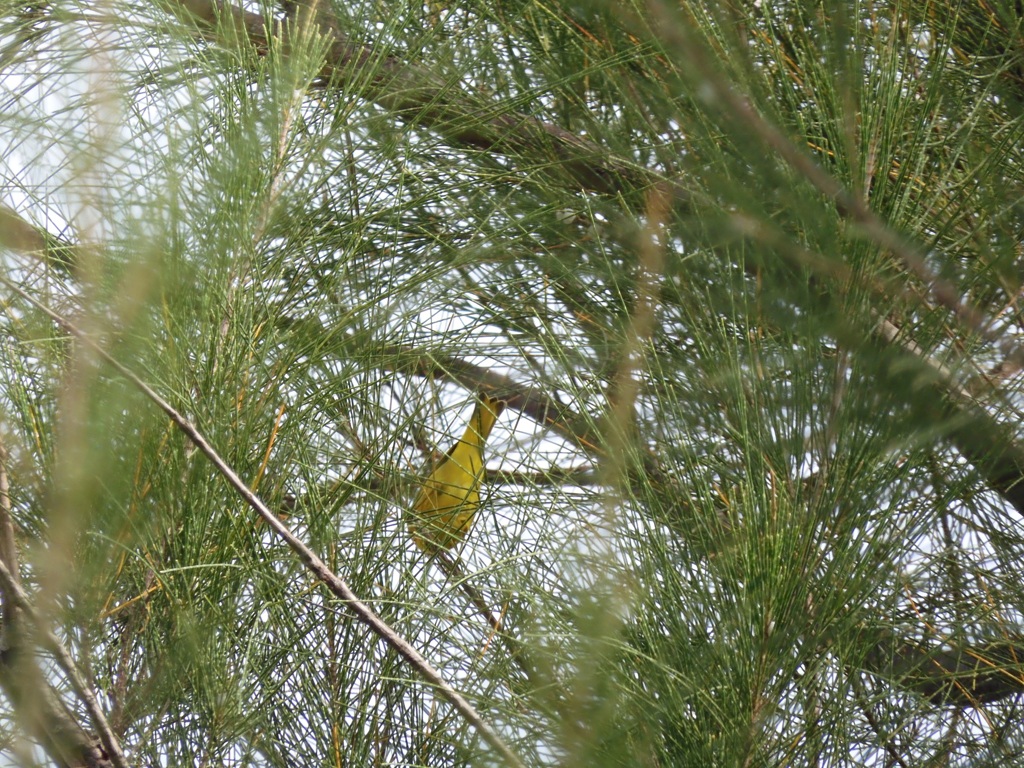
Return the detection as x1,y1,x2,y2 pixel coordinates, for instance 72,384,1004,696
864,630,1024,707
168,0,652,196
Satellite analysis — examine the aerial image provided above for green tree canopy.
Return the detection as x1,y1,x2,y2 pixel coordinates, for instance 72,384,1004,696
2,0,1024,765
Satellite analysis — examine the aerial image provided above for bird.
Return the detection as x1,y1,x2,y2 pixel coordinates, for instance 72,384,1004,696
407,393,505,555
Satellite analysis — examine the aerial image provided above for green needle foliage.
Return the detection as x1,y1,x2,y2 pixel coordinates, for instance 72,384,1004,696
2,0,1024,765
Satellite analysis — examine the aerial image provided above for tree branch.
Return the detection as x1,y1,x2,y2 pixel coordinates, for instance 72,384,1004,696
863,630,1024,707
166,0,652,197
873,320,1024,518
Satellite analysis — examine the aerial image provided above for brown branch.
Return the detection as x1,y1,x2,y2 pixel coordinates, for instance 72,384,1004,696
873,320,1024,518
0,204,46,254
167,0,652,197
379,344,603,455
0,203,77,272
864,630,1024,707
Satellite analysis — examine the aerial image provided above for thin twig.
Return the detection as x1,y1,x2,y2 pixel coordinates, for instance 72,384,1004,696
851,673,911,768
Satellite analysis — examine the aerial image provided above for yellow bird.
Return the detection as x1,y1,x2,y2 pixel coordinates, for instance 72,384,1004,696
408,393,506,555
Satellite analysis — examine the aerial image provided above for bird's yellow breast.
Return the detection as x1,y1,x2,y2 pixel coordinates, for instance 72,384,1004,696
408,394,504,555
